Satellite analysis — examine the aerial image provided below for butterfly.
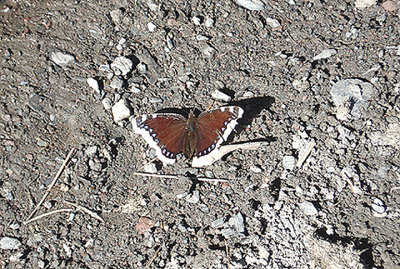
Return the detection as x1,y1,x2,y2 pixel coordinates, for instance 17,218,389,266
131,106,244,166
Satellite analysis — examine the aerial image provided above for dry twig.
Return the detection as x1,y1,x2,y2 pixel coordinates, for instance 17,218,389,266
24,209,73,225
64,200,104,223
24,148,75,224
145,244,162,268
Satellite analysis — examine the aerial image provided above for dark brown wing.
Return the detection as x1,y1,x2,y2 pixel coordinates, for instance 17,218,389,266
195,106,243,158
132,113,187,163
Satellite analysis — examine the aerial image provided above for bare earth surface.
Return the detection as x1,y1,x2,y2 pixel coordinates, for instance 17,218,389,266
1,0,400,268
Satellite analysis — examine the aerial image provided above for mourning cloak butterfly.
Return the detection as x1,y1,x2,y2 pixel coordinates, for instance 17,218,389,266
131,106,244,166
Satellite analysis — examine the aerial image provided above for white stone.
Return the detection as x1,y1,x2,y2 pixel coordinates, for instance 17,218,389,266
266,18,281,28
50,51,75,66
0,237,22,250
313,49,337,60
355,0,377,9
112,99,132,122
282,156,296,170
111,56,133,76
87,78,100,93
147,22,156,32
211,89,232,102
235,0,264,10
299,201,318,216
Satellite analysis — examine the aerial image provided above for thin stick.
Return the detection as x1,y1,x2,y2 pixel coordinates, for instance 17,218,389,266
24,148,75,224
24,208,73,225
296,140,316,168
133,172,229,183
145,244,162,268
225,239,230,269
64,200,104,223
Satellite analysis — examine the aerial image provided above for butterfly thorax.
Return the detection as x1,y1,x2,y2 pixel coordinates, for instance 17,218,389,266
183,111,198,158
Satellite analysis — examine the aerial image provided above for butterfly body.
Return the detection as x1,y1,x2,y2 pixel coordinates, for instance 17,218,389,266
132,106,243,166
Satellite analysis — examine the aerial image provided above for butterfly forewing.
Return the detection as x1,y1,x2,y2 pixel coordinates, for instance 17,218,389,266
132,113,187,163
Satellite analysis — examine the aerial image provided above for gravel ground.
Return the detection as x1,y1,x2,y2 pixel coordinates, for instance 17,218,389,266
1,0,400,268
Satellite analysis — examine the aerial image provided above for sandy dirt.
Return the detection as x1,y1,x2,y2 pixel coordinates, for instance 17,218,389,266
1,0,400,268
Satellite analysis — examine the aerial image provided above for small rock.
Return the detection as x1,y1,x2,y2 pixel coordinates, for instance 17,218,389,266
147,22,156,32
249,165,262,173
211,89,232,102
87,78,101,96
330,79,376,120
85,146,98,157
111,56,133,76
0,237,22,250
102,97,112,110
229,212,245,233
50,51,75,66
371,198,387,217
109,77,124,89
211,217,226,228
144,162,158,173
355,0,377,9
221,228,236,237
149,97,163,103
147,0,160,12
192,16,202,25
235,0,264,10
112,99,132,122
99,64,111,72
282,156,296,170
205,17,214,27
137,63,147,74
185,190,200,203
382,1,397,11
110,9,123,24
201,44,216,59
266,18,281,28
37,139,49,147
299,201,318,216
313,49,337,60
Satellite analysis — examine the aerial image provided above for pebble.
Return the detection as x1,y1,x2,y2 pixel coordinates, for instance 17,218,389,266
205,17,214,28
382,1,397,11
371,198,387,216
282,156,296,170
249,165,262,173
229,212,245,233
110,9,123,24
0,237,22,250
137,63,147,74
147,22,156,32
299,201,318,216
266,18,281,28
147,0,159,12
99,64,111,72
144,162,158,173
111,56,133,76
235,0,264,10
211,217,226,228
355,0,377,9
200,44,216,59
50,51,75,66
313,49,337,60
211,89,232,102
192,16,202,25
330,79,376,120
87,78,100,94
102,97,112,110
185,190,200,203
37,139,49,147
112,99,132,122
109,77,124,89
85,146,98,157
